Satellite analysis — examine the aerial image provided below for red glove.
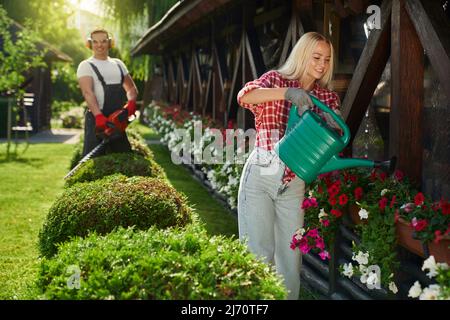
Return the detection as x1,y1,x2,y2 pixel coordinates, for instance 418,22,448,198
95,113,108,130
125,100,137,116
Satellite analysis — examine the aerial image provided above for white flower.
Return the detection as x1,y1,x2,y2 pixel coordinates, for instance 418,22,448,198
352,251,369,265
228,176,238,186
343,263,354,278
318,208,328,219
408,281,422,298
358,208,369,220
360,273,368,284
366,271,379,288
389,282,398,294
295,228,306,237
422,256,438,278
419,284,441,300
380,189,389,196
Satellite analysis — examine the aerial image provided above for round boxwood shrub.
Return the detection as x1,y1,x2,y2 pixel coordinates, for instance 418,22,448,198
126,127,155,159
35,225,287,300
65,152,165,187
39,174,193,258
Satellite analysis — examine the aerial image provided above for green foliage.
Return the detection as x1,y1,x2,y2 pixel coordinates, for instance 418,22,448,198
51,64,84,104
98,0,178,80
35,225,287,299
38,174,193,258
65,152,165,187
353,203,399,289
0,5,46,95
126,126,155,159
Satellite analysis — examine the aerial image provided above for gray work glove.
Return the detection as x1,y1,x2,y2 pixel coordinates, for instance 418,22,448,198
322,109,342,130
284,88,314,116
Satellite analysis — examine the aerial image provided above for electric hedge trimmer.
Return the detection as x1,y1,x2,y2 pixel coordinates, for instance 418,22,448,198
64,108,130,180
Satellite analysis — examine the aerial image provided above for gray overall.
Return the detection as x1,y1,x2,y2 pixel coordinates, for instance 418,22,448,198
82,61,132,157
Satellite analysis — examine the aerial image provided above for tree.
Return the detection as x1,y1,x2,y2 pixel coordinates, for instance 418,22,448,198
98,0,178,81
0,5,45,96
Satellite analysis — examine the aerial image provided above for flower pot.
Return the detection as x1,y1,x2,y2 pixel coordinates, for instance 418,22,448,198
428,237,450,264
396,218,426,257
347,204,365,225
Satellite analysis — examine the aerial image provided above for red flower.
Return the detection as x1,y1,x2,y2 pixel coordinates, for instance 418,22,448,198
414,219,428,232
394,170,404,182
390,195,396,208
349,175,358,183
379,172,387,182
331,209,342,218
329,197,337,206
354,187,363,201
414,192,425,206
328,183,340,197
339,194,349,206
379,197,388,211
318,185,323,194
439,200,450,215
394,209,400,223
434,230,443,244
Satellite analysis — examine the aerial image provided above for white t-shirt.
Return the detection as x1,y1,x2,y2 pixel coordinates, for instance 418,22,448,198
77,57,129,110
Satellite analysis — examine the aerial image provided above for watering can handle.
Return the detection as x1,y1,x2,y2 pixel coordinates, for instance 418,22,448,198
308,94,350,146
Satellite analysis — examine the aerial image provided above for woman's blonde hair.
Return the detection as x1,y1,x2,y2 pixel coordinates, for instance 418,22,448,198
277,32,335,89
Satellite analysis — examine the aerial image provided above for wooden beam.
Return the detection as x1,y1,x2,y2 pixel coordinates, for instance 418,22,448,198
390,0,424,184
295,0,314,32
341,0,392,143
405,0,450,104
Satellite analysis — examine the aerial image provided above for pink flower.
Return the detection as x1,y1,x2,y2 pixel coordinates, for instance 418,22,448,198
319,251,330,260
315,237,325,250
321,219,330,227
298,238,311,254
301,197,318,209
307,228,319,238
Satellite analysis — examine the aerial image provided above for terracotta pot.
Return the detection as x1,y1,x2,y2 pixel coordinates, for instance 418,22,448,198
396,218,426,257
428,237,450,264
347,203,366,225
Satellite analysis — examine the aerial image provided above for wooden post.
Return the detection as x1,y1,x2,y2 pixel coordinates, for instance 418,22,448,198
341,0,392,145
390,0,424,184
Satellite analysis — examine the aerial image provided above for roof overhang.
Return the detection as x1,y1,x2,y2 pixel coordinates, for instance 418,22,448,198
131,0,232,56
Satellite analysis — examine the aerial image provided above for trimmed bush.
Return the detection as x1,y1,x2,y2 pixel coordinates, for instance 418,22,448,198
35,225,287,300
65,152,165,187
126,127,154,159
39,175,193,258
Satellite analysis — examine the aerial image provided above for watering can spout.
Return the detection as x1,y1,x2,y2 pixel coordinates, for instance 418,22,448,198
318,155,397,175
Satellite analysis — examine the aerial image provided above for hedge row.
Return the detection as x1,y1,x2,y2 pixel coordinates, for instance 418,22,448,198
38,174,194,258
36,226,286,300
35,126,286,299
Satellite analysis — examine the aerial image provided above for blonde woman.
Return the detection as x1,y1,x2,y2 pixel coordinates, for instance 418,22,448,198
236,32,342,300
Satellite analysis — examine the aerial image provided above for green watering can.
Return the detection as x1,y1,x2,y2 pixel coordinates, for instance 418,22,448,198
274,95,396,184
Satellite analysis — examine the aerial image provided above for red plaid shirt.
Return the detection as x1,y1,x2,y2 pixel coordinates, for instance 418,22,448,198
237,70,341,185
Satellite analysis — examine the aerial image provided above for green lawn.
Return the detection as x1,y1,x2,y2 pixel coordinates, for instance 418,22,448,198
0,143,74,299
